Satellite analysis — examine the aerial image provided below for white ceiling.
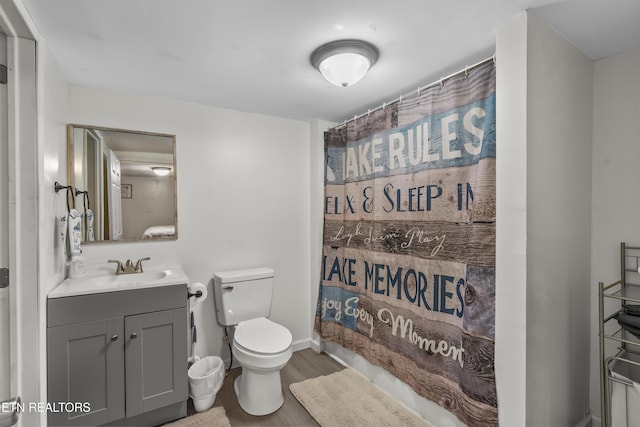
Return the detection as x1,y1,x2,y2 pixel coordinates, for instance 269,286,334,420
21,0,639,123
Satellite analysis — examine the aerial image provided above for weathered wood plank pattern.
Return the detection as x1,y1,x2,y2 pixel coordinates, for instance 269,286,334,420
316,295,496,405
323,220,495,267
315,321,497,426
324,158,496,223
319,247,495,329
317,60,496,426
397,62,496,127
326,105,399,148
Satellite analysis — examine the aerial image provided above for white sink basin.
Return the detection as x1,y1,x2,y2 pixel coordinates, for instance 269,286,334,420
49,261,189,299
82,270,169,287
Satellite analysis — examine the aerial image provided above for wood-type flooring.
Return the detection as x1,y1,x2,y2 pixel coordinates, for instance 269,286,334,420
190,348,345,427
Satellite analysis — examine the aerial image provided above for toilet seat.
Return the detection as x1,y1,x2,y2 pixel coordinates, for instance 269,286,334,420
234,317,292,354
212,267,291,416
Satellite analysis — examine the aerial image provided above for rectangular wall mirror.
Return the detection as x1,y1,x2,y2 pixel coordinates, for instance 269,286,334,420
67,124,178,243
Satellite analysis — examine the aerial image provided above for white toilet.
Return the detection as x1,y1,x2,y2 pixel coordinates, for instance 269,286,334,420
213,267,293,416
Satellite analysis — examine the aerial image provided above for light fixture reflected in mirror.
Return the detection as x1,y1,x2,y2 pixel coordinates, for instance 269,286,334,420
311,39,379,88
152,166,172,176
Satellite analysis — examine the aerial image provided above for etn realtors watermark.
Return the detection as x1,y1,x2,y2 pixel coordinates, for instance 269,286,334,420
1,400,90,414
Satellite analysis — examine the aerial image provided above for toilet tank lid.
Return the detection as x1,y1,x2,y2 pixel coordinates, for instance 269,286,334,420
213,267,274,284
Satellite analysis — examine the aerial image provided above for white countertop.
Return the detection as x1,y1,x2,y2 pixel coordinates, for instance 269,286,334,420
49,259,189,299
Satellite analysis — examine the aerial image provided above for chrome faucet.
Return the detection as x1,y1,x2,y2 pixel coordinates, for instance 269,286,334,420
108,257,151,275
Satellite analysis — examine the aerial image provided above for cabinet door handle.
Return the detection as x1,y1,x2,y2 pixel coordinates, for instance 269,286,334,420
130,332,138,339
111,335,118,341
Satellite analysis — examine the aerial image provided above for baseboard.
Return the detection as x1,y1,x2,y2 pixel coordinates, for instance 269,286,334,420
293,338,311,352
309,335,325,353
322,347,349,368
578,414,595,427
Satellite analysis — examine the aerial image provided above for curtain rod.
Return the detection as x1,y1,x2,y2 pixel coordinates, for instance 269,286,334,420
333,54,495,129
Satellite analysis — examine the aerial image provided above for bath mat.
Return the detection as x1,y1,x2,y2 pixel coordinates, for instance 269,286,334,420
290,368,432,427
162,406,231,427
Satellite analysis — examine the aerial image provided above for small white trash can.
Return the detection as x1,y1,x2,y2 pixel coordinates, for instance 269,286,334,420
188,356,225,412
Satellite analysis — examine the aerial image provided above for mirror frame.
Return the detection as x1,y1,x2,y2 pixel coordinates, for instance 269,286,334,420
67,124,178,244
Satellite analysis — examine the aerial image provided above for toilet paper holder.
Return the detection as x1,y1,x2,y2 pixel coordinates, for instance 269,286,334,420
188,289,203,299
187,282,207,300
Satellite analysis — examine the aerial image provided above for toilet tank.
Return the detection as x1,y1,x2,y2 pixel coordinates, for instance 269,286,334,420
213,267,274,326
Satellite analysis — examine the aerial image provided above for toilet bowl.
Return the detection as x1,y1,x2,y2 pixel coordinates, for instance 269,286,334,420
232,317,292,415
212,267,293,416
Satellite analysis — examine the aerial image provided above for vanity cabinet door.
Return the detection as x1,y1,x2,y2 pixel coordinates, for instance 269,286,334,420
124,308,188,417
47,317,125,426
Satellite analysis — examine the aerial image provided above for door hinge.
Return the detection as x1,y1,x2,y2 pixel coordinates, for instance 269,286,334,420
0,268,8,288
0,64,6,85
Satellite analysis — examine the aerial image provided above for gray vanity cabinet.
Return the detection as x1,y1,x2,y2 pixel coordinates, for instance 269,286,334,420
47,285,188,426
47,317,125,426
125,308,187,417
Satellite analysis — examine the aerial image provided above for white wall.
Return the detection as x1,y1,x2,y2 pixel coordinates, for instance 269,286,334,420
68,86,312,361
38,46,69,293
590,48,640,425
495,12,528,427
120,174,174,240
497,12,594,427
37,43,69,423
525,12,593,426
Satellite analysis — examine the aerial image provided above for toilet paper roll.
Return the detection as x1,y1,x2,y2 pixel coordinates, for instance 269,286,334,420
188,282,207,302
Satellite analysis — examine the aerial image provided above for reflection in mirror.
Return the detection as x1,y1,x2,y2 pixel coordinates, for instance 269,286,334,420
67,124,177,243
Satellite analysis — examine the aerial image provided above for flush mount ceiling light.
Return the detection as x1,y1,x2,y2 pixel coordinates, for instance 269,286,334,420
151,166,172,176
311,39,379,88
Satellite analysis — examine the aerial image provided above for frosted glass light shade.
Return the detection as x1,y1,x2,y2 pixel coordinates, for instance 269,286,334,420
311,40,378,88
152,166,171,176
318,53,372,87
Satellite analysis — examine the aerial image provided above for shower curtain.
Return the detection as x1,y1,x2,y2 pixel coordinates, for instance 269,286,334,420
315,60,497,425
